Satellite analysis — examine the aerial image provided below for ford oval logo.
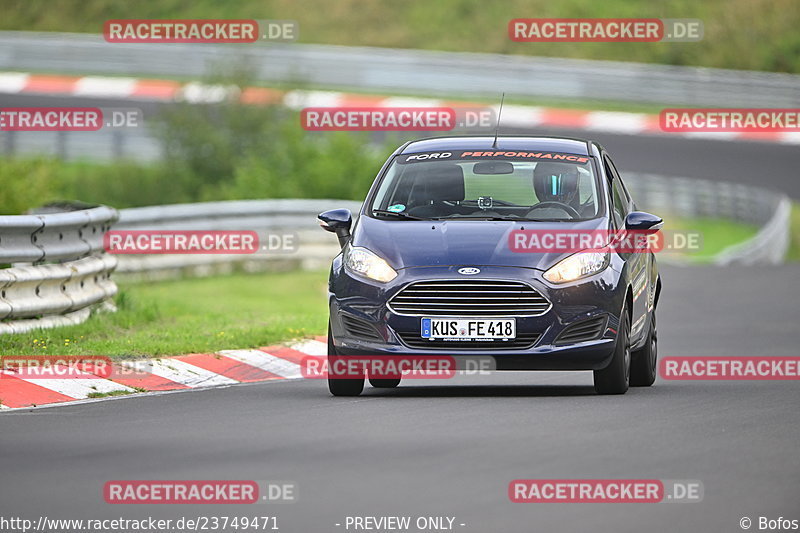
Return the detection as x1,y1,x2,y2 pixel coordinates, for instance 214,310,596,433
458,267,481,275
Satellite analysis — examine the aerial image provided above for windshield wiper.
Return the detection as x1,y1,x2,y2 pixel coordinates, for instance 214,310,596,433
436,215,529,221
371,209,425,220
441,212,578,221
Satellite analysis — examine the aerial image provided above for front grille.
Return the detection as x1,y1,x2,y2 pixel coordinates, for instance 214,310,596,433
388,280,550,317
341,314,383,341
554,316,607,345
397,331,541,350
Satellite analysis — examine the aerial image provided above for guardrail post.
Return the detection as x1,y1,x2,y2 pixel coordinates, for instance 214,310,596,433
56,130,68,160
2,130,15,156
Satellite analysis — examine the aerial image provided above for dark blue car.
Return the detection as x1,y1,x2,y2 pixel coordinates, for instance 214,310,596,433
319,136,662,396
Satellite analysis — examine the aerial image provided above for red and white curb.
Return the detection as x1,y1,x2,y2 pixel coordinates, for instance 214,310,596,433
0,338,326,411
1,71,798,145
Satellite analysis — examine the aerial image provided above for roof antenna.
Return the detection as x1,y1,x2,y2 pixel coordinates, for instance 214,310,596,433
492,92,505,149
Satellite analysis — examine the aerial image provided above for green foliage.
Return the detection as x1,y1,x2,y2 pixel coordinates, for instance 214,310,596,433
154,99,386,203
0,157,194,214
0,158,68,215
787,203,800,262
0,103,390,214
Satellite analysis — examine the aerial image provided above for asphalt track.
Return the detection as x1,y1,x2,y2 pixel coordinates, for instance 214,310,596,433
1,92,799,533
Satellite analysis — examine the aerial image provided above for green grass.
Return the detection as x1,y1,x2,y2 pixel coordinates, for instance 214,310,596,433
661,214,759,262
1,0,798,73
87,389,138,399
0,270,329,358
787,202,800,262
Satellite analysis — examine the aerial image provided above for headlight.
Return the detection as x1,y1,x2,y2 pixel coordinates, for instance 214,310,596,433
344,245,397,283
543,251,609,284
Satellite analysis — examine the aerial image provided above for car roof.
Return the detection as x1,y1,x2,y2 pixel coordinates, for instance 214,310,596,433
399,135,593,156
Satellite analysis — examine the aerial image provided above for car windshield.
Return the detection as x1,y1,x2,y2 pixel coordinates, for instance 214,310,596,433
369,150,601,221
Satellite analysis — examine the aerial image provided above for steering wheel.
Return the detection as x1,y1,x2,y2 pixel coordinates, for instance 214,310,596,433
526,201,581,218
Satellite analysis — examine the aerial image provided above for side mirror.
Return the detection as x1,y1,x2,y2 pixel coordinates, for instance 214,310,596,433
624,211,663,232
318,209,352,249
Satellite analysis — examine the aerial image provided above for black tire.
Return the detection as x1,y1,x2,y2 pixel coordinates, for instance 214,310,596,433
593,304,631,395
369,377,401,388
630,313,657,387
327,322,364,397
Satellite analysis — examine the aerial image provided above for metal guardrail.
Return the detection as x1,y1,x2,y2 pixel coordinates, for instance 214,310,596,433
1,31,799,107
114,199,361,280
627,174,780,227
111,175,790,280
0,129,163,162
0,206,118,263
714,196,791,265
0,206,119,333
0,176,789,333
625,174,790,265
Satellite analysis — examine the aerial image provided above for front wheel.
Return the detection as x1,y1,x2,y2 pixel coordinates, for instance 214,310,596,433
327,323,364,397
593,304,630,395
630,313,657,387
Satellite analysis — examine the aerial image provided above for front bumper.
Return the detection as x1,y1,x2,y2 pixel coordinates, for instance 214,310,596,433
329,262,625,371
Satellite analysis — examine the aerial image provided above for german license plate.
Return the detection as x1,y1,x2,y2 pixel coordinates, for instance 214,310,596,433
421,318,516,340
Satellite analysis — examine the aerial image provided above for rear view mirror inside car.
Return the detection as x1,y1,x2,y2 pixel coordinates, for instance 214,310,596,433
472,161,515,174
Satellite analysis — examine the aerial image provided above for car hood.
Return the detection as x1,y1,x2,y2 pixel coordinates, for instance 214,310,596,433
351,216,609,272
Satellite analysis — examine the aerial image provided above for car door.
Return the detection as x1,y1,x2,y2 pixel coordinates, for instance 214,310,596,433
603,154,648,344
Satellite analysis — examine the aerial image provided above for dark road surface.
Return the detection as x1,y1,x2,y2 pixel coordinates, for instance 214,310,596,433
1,92,798,533
1,264,798,533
